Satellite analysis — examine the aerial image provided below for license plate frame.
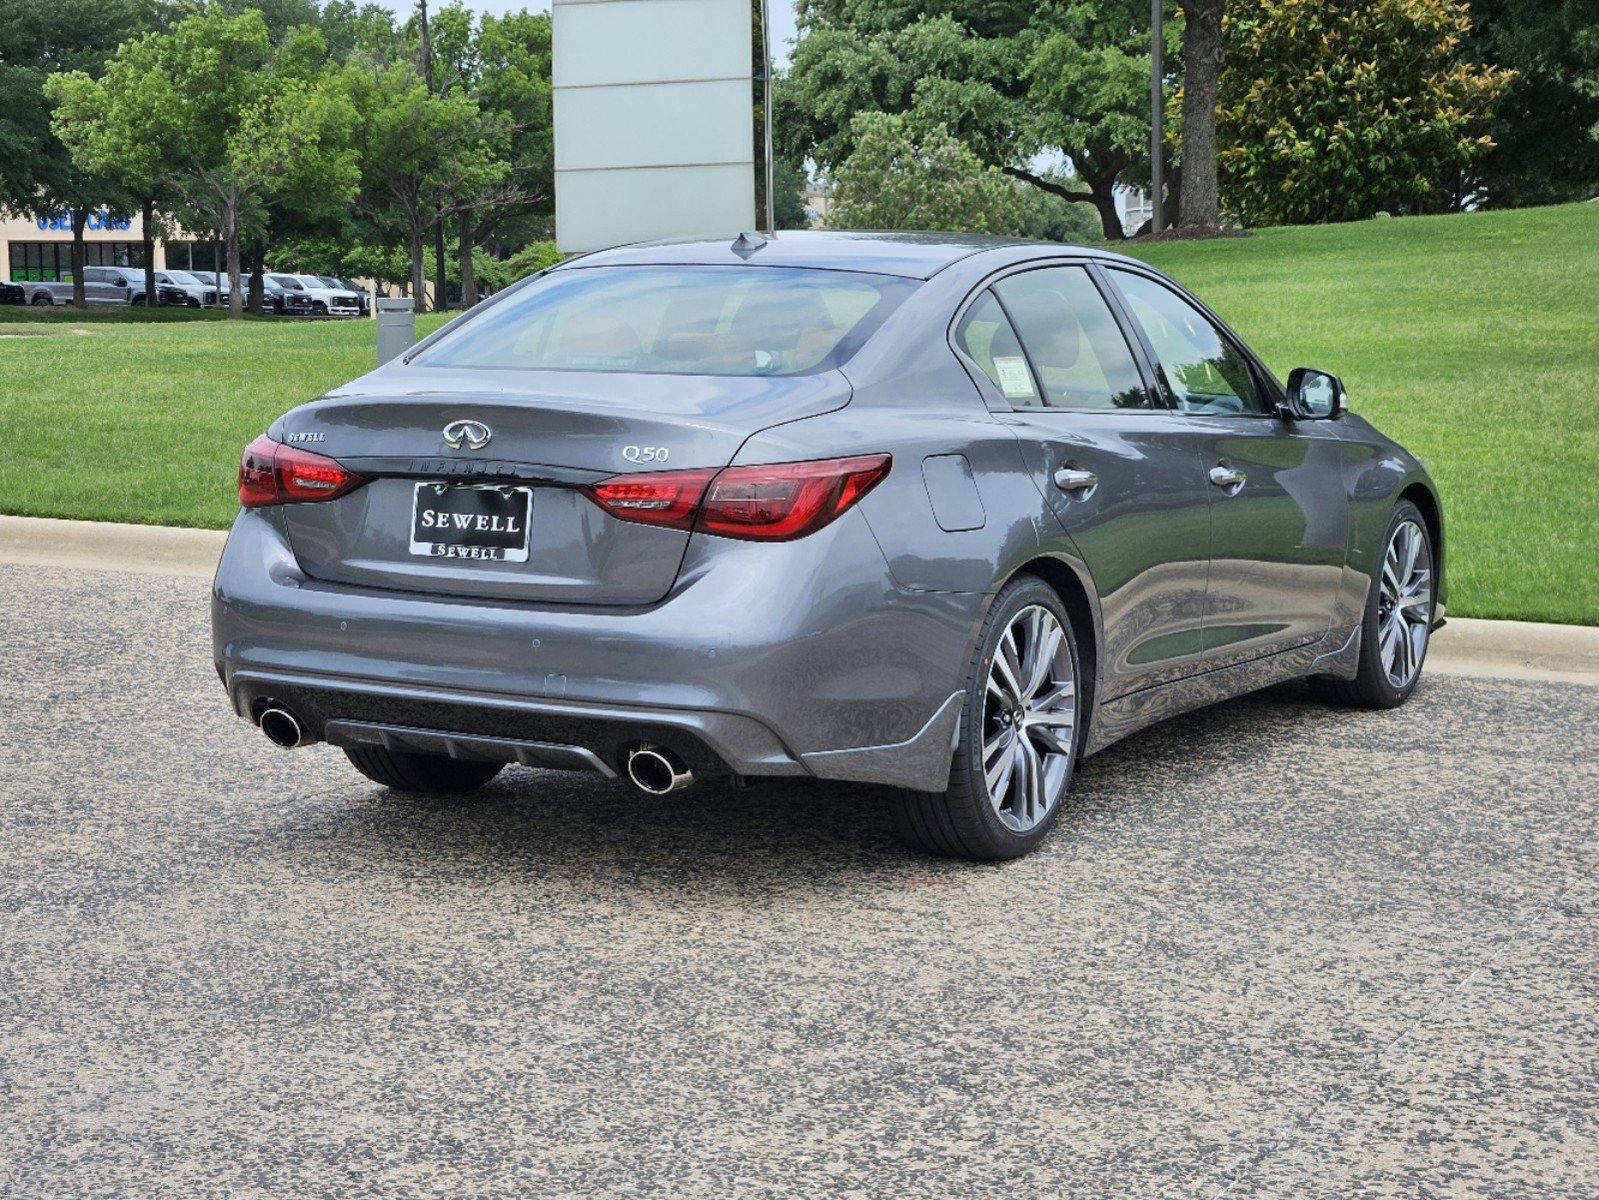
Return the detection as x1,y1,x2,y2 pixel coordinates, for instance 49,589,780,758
409,483,533,562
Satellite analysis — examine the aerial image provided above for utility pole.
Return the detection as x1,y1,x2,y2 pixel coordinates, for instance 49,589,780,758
1150,0,1164,234
419,0,448,312
760,0,774,233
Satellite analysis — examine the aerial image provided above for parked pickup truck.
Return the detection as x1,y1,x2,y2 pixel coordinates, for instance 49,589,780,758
20,266,165,307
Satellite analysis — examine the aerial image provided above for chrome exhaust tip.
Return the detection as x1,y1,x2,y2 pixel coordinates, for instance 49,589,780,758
626,745,694,795
258,707,305,749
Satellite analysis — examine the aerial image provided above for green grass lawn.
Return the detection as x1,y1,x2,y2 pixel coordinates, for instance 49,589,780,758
2,202,1595,623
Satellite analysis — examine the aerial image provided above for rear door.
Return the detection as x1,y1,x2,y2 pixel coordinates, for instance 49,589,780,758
954,262,1213,699
1103,267,1347,666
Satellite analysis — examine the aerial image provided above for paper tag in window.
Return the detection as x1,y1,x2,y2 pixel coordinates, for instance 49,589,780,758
992,356,1034,399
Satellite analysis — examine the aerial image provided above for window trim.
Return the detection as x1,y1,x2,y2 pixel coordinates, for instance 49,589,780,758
1099,264,1285,419
947,257,1170,415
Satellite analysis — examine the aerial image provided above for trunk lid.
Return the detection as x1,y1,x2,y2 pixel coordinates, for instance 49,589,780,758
270,367,851,605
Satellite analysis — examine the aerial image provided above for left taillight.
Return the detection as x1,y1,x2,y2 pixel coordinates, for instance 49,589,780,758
238,434,365,507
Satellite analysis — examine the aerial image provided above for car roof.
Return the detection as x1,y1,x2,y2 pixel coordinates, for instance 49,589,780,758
553,229,1131,281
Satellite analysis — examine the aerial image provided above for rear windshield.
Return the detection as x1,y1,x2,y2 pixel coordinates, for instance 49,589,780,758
412,264,917,377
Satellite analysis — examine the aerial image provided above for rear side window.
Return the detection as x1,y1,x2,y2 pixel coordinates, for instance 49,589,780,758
413,265,917,377
955,292,1039,404
992,266,1150,410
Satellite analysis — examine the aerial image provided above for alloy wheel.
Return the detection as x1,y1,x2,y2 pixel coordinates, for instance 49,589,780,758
981,605,1077,833
1377,518,1432,688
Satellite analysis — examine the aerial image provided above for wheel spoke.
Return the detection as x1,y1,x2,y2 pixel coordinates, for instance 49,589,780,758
1028,722,1073,757
1024,617,1063,699
986,731,1018,800
1021,738,1047,825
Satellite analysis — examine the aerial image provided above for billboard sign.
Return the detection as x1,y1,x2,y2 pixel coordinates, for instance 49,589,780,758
553,0,758,252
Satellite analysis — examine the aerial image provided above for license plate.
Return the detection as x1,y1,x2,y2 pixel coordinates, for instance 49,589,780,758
410,484,532,562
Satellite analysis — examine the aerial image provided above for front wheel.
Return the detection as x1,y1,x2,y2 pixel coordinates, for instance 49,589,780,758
345,746,504,795
1312,500,1435,708
313,301,327,315
894,575,1081,861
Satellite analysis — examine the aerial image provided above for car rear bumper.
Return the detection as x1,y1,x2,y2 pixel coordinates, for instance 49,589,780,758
212,507,984,791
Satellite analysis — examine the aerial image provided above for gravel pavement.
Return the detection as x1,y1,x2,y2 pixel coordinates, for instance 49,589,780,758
2,561,1595,1199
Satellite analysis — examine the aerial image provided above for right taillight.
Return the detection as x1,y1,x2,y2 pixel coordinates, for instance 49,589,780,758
582,454,890,541
238,434,366,507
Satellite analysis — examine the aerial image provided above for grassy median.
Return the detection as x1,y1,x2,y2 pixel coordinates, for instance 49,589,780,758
1,201,1595,623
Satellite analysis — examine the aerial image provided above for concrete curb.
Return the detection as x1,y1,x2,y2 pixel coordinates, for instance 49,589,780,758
2,513,1595,684
0,514,226,578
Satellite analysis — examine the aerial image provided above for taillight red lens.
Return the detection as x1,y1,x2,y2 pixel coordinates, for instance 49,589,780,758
581,468,717,531
582,454,891,541
238,434,365,507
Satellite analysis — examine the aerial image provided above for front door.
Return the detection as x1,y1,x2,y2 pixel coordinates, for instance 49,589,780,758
1104,268,1348,665
954,263,1214,700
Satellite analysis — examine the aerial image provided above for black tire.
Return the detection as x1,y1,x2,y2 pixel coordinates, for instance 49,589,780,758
30,294,51,306
344,746,504,794
893,574,1081,861
313,301,327,315
1311,499,1434,709
186,296,200,308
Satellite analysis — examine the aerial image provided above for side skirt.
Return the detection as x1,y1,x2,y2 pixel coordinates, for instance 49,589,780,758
1084,624,1361,757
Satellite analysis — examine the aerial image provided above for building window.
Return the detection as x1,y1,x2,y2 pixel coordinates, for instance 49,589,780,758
8,241,144,281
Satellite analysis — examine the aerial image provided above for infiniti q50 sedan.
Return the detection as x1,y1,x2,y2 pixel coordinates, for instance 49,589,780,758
212,231,1443,861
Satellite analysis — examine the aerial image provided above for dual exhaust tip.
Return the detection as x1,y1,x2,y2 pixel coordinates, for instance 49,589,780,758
259,707,694,795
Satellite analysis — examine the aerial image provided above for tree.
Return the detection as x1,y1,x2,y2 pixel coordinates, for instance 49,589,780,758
424,6,553,308
829,112,1031,234
1467,0,1599,207
1175,0,1224,231
1,0,153,306
781,2,1173,240
1026,3,1180,239
1217,0,1511,226
50,9,360,318
342,55,507,311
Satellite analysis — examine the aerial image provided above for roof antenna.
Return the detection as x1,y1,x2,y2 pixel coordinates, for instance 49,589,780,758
731,231,768,259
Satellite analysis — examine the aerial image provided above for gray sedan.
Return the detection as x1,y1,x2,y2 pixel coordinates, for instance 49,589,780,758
212,232,1443,860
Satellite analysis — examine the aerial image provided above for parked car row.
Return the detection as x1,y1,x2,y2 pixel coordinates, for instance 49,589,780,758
3,268,371,316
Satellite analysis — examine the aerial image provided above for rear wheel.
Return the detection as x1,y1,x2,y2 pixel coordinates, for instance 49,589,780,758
894,575,1081,861
1312,499,1434,708
30,294,51,306
344,746,504,794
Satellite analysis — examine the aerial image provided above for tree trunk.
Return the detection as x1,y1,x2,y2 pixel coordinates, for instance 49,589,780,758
141,199,157,308
433,216,448,312
1177,0,1224,231
70,209,88,308
247,244,265,316
409,227,427,313
226,235,243,319
1000,166,1126,241
458,209,476,308
214,237,226,313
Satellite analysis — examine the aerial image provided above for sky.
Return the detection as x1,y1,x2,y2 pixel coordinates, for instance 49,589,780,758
370,0,802,62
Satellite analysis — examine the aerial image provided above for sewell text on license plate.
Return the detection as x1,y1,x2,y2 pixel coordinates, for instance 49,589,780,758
409,483,532,562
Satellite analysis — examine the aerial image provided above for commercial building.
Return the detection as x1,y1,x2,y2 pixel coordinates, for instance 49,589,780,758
2,209,224,283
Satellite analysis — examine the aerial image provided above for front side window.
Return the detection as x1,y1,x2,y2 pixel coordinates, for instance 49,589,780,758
992,266,1149,410
270,275,302,290
1111,270,1267,415
413,265,917,378
164,270,199,285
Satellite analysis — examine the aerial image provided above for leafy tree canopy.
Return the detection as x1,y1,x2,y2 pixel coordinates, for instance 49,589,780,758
1468,0,1599,207
1217,0,1511,225
828,111,1031,234
782,1,1177,241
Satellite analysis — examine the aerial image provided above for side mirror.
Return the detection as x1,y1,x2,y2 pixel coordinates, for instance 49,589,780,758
1285,366,1347,420
114,277,126,287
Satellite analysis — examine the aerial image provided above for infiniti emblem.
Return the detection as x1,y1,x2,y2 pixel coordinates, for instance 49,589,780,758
442,419,492,451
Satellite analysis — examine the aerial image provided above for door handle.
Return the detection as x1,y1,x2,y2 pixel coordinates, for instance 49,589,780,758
1054,466,1099,495
1209,465,1246,491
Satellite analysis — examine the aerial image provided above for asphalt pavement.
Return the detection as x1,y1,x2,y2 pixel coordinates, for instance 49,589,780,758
2,560,1595,1199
